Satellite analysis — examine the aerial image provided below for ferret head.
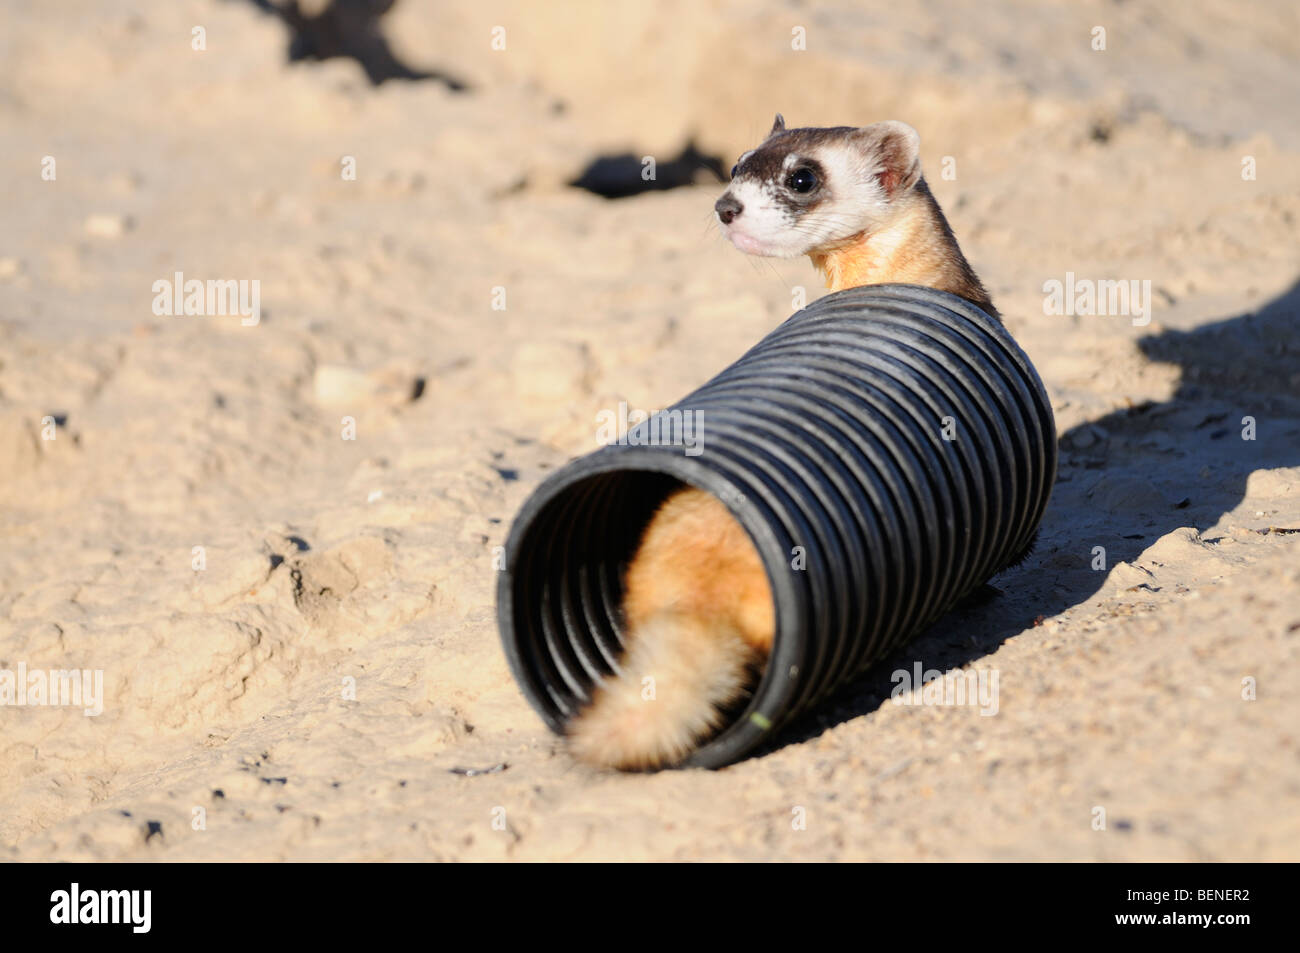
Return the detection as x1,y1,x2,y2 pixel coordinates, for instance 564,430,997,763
715,116,922,258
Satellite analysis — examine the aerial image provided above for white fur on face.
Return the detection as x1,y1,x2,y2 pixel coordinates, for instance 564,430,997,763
809,143,891,242
717,139,895,259
718,179,812,258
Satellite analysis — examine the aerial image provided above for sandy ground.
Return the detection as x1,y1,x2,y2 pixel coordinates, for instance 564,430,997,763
1,0,1298,861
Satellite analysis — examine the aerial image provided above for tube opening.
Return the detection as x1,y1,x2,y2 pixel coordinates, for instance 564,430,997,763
499,457,804,767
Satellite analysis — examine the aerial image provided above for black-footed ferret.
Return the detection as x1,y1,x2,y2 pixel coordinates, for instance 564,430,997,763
567,116,999,770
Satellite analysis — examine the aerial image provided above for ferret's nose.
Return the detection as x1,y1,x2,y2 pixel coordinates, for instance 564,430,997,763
715,194,743,225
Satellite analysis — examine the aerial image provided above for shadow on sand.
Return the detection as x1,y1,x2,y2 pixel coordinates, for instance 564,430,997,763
238,0,469,88
765,277,1300,753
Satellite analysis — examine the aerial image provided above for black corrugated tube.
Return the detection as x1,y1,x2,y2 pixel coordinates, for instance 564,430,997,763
498,283,1057,768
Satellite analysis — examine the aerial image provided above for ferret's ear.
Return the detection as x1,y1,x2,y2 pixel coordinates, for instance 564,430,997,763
858,120,921,197
768,113,786,137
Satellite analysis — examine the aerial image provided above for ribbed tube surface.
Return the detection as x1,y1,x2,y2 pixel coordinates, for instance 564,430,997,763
498,284,1056,768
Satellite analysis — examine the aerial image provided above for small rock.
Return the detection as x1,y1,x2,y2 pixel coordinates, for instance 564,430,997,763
84,213,134,238
312,364,420,407
1139,430,1176,453
1108,561,1155,591
1070,427,1096,449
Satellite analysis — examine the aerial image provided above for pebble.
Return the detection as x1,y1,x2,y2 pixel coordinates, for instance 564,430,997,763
84,213,133,238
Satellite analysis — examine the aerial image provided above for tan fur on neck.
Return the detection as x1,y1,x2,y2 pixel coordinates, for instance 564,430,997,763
810,179,996,317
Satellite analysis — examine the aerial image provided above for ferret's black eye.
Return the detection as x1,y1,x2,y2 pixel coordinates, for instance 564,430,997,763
787,168,818,193
730,163,739,179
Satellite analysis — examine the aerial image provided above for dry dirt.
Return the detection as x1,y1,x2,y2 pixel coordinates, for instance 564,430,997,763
1,0,1297,860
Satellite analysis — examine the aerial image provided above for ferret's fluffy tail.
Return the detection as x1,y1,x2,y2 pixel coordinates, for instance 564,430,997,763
566,611,759,771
